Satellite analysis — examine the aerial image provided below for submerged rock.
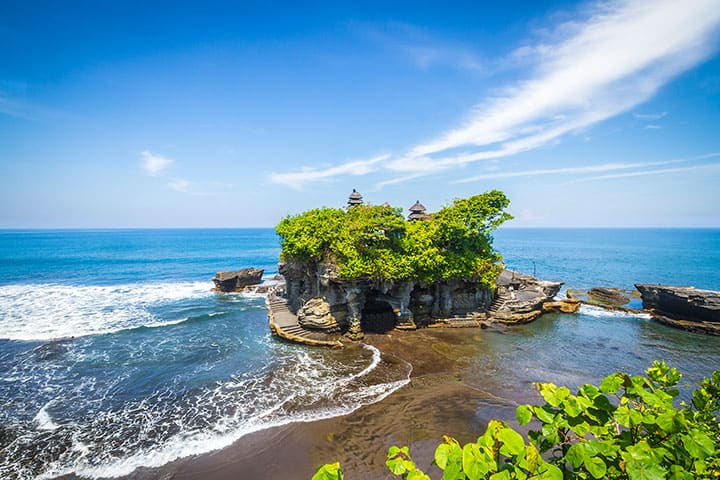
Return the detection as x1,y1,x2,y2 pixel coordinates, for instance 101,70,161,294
567,287,634,307
635,284,720,324
213,268,264,292
587,288,631,306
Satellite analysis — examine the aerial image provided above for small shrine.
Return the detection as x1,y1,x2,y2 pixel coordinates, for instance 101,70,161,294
347,189,363,207
407,200,429,220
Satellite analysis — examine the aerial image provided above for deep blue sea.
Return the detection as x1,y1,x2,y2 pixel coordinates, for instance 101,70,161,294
1,228,719,479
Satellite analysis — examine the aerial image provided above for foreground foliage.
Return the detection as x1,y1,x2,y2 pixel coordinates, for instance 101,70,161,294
276,190,512,287
312,362,720,479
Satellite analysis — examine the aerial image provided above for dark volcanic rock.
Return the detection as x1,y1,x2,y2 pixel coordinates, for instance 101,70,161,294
635,284,720,323
213,268,264,292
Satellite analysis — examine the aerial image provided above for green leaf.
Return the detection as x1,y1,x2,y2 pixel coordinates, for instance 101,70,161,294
533,406,555,424
580,384,600,399
523,444,540,472
614,405,632,428
312,462,343,480
537,462,563,480
463,443,490,480
682,429,715,459
585,456,607,479
600,373,624,394
498,427,526,457
625,459,667,480
564,396,583,417
434,444,452,470
407,470,431,480
489,470,511,480
386,445,415,475
565,443,586,468
516,404,533,425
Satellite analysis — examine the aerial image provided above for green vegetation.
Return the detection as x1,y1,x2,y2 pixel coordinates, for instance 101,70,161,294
312,362,720,480
275,190,512,288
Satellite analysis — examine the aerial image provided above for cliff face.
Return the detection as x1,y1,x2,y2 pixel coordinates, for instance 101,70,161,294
279,260,495,338
279,260,561,338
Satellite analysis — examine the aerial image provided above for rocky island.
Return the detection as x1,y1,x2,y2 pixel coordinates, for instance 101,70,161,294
266,190,568,347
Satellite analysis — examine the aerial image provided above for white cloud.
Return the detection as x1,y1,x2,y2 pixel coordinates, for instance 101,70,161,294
454,153,720,183
269,154,390,189
634,111,668,120
262,2,720,189
397,0,720,174
357,22,484,72
140,150,173,177
565,162,720,183
167,179,192,193
269,0,720,188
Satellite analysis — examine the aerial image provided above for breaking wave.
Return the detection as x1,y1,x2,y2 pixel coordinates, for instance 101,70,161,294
0,282,216,340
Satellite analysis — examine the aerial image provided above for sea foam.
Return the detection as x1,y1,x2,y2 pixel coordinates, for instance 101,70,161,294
0,282,214,341
32,345,410,479
580,303,652,319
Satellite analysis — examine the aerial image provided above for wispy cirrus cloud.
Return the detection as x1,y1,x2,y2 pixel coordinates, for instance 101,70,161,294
633,111,668,120
140,151,201,194
395,0,720,175
453,153,720,184
564,161,720,184
140,150,173,177
355,21,484,72
269,154,390,189
269,0,720,188
167,179,192,193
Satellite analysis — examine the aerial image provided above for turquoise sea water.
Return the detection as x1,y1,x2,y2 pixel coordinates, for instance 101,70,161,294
1,228,719,479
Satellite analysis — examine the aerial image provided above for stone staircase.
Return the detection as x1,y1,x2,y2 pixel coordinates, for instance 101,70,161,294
489,290,512,315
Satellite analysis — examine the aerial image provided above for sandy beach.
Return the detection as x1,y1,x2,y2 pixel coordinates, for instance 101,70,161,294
119,327,532,480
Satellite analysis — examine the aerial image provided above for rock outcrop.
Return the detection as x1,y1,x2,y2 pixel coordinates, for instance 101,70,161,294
543,298,581,314
297,297,340,332
486,270,563,324
635,284,720,329
213,268,264,292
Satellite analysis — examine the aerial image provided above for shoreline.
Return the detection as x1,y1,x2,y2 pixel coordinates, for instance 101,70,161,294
116,328,527,480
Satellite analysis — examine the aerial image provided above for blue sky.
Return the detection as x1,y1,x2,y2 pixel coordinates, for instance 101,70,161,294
1,0,720,228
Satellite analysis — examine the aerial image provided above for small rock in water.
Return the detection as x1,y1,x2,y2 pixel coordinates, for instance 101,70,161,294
212,268,264,292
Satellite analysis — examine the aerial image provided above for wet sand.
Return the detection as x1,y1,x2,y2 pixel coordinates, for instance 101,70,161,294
122,328,532,480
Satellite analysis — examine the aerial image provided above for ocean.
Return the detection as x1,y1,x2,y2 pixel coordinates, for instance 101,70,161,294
1,228,719,479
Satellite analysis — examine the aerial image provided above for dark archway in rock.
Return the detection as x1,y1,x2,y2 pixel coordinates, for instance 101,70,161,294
361,293,396,333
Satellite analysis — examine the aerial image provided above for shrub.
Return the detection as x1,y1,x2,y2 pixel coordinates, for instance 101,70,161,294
313,361,720,479
276,190,512,287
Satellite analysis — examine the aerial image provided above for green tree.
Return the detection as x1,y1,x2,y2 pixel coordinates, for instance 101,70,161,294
276,191,513,286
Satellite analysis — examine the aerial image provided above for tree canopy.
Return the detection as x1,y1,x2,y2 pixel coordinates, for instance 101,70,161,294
275,190,513,288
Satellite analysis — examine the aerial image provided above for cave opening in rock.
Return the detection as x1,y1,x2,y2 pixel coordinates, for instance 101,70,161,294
361,293,396,333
